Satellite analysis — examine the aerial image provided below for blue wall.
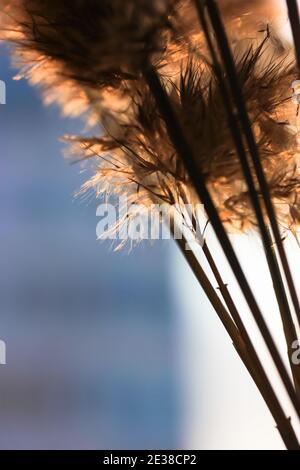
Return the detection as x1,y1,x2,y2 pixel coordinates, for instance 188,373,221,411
0,52,179,450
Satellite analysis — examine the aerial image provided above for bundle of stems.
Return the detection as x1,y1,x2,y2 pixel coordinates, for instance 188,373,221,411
148,0,300,449
1,0,300,448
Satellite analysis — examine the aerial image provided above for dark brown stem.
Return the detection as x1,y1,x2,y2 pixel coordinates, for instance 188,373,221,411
195,0,300,396
144,66,300,418
201,0,300,352
176,235,299,449
265,228,300,397
286,0,300,74
202,241,239,321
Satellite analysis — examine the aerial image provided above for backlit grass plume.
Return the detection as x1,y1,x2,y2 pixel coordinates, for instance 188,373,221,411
68,48,300,233
1,0,300,449
1,0,299,232
0,0,181,118
2,0,178,83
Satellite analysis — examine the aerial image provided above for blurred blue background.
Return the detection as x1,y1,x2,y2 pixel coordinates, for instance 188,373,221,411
0,51,180,450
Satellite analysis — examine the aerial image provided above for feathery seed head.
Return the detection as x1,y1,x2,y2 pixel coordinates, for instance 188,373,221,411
1,0,178,85
70,47,300,234
1,1,299,237
0,0,181,119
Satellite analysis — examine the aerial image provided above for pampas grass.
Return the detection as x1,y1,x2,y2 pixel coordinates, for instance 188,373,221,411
1,0,300,449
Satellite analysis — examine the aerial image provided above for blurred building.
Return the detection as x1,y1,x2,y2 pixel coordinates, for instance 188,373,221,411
0,52,179,450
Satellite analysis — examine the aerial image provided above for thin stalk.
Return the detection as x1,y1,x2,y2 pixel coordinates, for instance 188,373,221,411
189,213,240,325
202,0,300,334
175,234,299,449
202,241,239,321
265,227,300,396
195,0,300,395
286,0,300,74
144,66,300,417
